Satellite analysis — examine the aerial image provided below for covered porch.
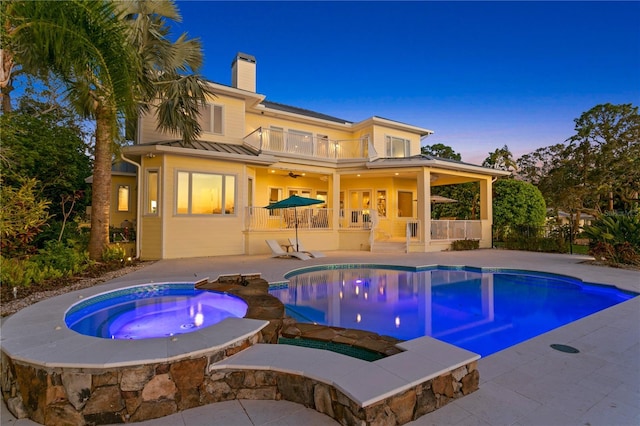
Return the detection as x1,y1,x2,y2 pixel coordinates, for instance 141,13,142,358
245,163,498,254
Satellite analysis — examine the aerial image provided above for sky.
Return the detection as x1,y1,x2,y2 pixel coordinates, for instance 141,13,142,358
175,1,640,164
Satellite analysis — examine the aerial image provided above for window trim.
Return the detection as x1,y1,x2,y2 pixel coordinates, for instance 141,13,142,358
385,135,410,158
145,169,160,216
175,170,237,216
199,104,224,135
117,184,130,212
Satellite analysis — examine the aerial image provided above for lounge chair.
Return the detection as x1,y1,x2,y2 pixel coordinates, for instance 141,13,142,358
288,238,326,258
265,239,310,261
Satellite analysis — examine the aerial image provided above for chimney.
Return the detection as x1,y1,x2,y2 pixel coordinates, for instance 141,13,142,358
231,52,256,92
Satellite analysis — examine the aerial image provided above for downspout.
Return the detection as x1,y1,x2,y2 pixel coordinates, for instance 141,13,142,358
120,152,141,259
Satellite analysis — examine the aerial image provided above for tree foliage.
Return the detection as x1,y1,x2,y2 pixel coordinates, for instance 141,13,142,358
493,179,546,228
4,0,214,260
0,178,51,257
483,145,517,171
421,143,462,161
1,97,92,221
517,103,639,216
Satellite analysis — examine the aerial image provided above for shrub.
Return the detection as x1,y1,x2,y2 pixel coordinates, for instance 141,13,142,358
33,240,90,277
584,212,640,265
451,239,479,250
102,244,127,264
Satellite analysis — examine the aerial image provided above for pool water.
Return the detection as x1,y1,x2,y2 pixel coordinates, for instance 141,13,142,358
269,267,637,356
66,283,248,339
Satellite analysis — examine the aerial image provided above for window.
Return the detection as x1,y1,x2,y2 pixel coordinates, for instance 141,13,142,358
386,136,410,158
288,129,313,154
117,185,130,212
317,134,329,157
198,104,223,135
176,171,235,215
145,170,159,215
268,187,283,216
376,190,386,217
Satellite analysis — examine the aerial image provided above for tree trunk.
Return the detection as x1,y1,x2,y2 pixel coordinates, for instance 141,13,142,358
88,105,115,260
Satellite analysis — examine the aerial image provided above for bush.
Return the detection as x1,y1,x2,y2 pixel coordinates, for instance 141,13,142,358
451,239,479,250
102,244,127,264
584,212,640,265
0,241,92,288
33,241,90,277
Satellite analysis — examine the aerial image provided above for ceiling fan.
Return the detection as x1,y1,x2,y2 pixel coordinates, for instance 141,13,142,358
288,172,302,178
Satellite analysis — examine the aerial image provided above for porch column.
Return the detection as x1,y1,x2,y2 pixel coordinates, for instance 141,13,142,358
417,169,431,248
330,173,340,230
479,177,492,248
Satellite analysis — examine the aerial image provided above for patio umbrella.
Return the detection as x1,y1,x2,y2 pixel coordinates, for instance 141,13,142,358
430,195,458,203
265,195,324,252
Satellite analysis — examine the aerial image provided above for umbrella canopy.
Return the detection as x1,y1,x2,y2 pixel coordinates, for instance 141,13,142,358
430,195,458,204
265,195,324,209
265,195,324,252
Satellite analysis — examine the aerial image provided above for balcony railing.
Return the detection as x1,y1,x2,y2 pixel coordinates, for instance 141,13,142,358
244,128,373,160
431,220,482,240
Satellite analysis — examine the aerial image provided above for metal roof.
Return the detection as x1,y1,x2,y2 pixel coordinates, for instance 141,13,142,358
149,140,259,156
260,100,352,124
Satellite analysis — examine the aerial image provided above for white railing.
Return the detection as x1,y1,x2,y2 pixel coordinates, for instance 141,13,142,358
339,209,373,230
431,220,482,240
246,207,332,230
406,220,420,240
244,128,374,160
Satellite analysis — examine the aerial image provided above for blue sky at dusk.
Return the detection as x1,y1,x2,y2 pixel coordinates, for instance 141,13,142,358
175,1,639,163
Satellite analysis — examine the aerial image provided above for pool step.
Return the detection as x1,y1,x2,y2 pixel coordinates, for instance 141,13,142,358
371,241,406,253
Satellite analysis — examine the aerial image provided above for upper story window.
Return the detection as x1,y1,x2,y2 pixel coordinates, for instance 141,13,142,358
385,136,410,158
198,104,224,135
176,171,236,215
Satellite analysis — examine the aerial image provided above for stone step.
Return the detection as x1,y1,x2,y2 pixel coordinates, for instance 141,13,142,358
371,241,406,253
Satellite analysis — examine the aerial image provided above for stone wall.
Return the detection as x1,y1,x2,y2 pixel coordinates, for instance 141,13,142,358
2,275,480,425
209,361,479,426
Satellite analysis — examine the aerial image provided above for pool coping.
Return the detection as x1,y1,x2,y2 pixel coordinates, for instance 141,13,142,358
0,279,269,369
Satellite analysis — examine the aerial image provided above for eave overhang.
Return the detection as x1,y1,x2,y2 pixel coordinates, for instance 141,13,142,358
367,156,511,177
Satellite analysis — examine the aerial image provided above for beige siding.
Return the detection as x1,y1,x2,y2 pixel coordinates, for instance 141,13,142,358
111,175,137,227
161,156,247,258
245,112,354,141
139,94,246,144
371,125,422,157
140,218,162,260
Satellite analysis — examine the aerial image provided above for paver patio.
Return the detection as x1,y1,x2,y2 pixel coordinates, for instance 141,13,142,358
2,250,638,425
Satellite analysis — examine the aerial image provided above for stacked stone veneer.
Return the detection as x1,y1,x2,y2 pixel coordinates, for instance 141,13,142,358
210,360,479,425
1,275,479,425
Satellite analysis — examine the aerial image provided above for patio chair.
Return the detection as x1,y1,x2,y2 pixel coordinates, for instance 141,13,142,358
288,238,326,258
265,239,311,261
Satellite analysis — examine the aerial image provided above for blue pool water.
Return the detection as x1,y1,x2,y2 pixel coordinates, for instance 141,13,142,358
269,266,637,356
66,283,248,339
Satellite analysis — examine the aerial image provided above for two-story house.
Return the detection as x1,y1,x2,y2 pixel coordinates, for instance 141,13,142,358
118,53,509,260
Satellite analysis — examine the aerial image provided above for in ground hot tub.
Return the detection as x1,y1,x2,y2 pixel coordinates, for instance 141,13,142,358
65,283,248,339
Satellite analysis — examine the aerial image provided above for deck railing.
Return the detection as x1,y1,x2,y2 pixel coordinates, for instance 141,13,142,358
431,220,482,240
246,207,333,230
243,128,373,160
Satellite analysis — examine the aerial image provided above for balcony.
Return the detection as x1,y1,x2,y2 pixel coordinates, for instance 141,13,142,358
244,128,373,160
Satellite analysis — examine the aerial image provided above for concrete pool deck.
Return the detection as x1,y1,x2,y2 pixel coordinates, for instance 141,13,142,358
2,249,639,425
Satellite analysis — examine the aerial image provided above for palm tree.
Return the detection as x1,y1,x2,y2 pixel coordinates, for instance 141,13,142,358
4,0,213,259
482,145,517,172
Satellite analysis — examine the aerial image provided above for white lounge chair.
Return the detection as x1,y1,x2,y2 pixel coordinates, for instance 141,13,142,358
288,238,326,258
265,239,311,261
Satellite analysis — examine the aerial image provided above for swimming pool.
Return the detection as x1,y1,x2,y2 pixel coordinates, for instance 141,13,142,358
270,266,637,356
65,283,248,339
